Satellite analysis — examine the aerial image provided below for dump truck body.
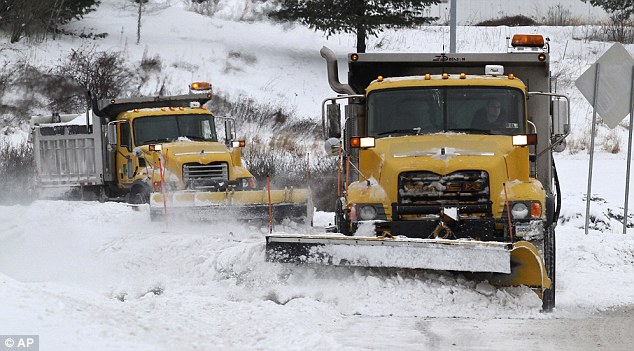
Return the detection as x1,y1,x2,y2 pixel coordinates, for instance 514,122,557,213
30,114,105,190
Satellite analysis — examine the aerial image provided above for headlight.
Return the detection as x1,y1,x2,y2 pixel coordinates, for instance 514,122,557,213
511,203,529,219
358,205,378,220
238,178,255,189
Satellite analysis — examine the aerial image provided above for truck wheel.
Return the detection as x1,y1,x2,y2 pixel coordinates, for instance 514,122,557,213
335,198,351,236
129,186,150,204
542,226,556,312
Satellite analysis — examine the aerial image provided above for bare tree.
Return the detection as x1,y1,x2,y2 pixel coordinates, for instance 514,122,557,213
137,0,143,44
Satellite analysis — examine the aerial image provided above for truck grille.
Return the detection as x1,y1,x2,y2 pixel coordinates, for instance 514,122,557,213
183,162,228,189
398,170,490,207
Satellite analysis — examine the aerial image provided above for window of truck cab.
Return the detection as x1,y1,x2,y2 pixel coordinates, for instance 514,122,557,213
132,114,218,146
366,87,526,137
119,121,132,151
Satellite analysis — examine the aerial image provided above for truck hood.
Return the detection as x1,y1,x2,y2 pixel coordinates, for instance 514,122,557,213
160,141,231,161
358,134,530,207
158,141,235,187
384,134,513,160
160,141,234,170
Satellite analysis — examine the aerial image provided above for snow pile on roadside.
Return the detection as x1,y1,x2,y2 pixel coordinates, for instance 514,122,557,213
0,201,541,318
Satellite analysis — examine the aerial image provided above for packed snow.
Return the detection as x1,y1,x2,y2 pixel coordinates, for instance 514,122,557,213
2,0,634,349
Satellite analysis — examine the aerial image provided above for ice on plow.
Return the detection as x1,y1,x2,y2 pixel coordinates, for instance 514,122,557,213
150,187,312,222
265,234,514,273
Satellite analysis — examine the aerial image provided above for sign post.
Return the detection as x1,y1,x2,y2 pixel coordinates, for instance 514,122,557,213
625,68,634,233
575,43,634,234
584,64,600,235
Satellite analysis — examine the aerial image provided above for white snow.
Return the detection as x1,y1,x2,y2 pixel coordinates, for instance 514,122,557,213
2,0,634,349
2,158,634,349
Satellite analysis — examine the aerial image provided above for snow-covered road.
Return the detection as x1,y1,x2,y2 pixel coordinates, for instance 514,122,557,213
1,158,634,350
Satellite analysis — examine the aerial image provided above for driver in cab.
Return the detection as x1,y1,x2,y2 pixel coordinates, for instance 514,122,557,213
471,98,504,130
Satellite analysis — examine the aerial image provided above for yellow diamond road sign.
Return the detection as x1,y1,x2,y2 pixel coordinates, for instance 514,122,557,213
575,43,634,129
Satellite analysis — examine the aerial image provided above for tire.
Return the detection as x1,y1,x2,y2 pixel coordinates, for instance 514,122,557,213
335,198,351,236
542,226,556,312
129,186,150,204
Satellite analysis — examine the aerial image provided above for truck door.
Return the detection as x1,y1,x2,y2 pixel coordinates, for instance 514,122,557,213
116,121,136,188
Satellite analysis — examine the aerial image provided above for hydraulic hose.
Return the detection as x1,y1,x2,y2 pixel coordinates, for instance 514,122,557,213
553,159,561,224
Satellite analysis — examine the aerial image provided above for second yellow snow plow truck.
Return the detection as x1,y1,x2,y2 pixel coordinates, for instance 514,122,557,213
266,35,569,311
31,82,311,222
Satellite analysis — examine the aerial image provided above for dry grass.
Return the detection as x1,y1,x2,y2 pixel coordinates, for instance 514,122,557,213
539,4,584,26
0,142,35,204
602,129,621,154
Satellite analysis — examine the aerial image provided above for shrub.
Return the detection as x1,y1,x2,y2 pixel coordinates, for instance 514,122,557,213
242,140,338,211
55,46,134,99
475,15,537,27
602,129,621,154
582,0,634,43
540,4,580,26
187,0,222,17
584,20,634,44
210,94,337,210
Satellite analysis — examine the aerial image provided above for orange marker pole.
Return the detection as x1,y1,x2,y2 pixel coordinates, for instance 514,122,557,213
503,183,514,241
306,152,310,182
345,155,351,202
337,143,342,197
267,175,273,234
159,156,167,217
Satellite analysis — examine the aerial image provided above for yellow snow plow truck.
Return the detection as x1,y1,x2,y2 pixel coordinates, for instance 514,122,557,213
266,35,569,311
30,83,311,222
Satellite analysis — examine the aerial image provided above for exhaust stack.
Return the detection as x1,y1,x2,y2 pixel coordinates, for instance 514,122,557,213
320,46,356,95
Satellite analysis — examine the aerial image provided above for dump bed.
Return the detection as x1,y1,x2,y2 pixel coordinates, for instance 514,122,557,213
30,114,105,187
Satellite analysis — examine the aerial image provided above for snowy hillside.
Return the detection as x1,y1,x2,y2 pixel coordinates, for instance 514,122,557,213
0,0,627,156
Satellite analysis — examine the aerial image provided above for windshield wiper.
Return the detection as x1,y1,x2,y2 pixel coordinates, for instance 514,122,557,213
449,128,493,135
377,128,421,136
143,137,174,144
179,135,207,141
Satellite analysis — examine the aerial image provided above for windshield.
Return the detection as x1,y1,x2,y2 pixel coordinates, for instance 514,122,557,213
133,114,217,146
367,87,526,137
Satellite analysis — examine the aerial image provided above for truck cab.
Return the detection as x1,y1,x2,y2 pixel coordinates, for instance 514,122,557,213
322,35,569,245
108,103,253,203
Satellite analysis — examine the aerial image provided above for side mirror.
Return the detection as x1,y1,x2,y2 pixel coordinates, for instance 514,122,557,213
224,119,235,145
107,124,117,146
324,137,340,156
127,158,135,178
552,98,569,153
552,98,569,136
132,147,144,157
327,103,341,139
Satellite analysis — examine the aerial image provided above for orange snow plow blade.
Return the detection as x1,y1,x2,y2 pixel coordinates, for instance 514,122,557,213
150,188,312,222
485,241,551,290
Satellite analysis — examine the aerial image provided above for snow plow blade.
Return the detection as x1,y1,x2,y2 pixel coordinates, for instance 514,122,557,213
265,235,550,289
266,235,512,273
149,188,312,222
